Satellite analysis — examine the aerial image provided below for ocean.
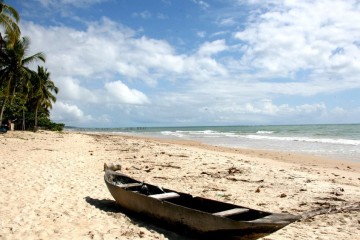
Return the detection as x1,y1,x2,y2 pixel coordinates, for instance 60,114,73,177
68,124,360,162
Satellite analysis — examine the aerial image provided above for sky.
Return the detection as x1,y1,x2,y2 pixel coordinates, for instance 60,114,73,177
4,0,360,127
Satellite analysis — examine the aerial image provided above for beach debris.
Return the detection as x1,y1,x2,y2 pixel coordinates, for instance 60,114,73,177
225,177,264,183
216,193,232,200
331,187,344,196
313,197,347,210
279,193,287,198
202,187,226,193
257,203,267,206
153,176,170,179
155,164,181,169
201,171,221,178
104,163,122,171
139,230,145,238
300,202,360,220
226,177,238,182
227,166,243,175
288,174,304,179
144,166,154,172
132,166,141,170
177,154,189,157
255,187,261,193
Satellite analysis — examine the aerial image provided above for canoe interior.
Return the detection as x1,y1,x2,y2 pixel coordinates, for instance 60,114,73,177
108,172,272,221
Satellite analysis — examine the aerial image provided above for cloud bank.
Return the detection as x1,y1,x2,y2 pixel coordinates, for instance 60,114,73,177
18,0,360,126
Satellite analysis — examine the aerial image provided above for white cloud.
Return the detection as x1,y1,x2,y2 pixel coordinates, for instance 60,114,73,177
18,1,360,126
210,99,327,117
234,0,360,78
197,39,228,56
331,107,346,116
37,0,109,8
22,18,188,86
20,18,233,125
22,19,135,79
104,81,149,105
56,77,98,102
157,13,168,20
51,102,94,123
218,17,236,26
197,31,206,38
132,11,152,19
193,0,210,10
22,17,229,89
183,56,228,81
211,31,228,38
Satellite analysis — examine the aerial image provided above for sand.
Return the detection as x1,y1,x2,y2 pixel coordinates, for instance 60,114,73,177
0,130,359,240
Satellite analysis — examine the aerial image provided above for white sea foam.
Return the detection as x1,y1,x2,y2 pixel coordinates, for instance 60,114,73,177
161,131,185,138
244,134,360,146
256,131,274,134
161,130,360,146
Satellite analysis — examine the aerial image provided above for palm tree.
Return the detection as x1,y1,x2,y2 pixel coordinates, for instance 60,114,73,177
0,36,45,126
31,66,58,131
0,0,20,48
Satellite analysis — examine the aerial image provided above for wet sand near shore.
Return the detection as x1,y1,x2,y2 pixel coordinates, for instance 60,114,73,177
0,131,359,239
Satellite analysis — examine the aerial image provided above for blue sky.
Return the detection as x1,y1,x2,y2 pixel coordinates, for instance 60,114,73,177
4,0,360,127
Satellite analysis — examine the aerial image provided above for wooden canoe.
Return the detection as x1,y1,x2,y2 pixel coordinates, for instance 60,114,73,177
104,170,300,239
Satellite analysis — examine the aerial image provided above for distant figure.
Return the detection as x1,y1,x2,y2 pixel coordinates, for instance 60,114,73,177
104,163,122,171
7,119,16,131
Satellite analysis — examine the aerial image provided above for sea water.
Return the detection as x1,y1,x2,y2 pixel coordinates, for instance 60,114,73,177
69,124,360,162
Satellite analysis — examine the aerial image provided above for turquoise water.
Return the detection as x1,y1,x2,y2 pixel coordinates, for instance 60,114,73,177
68,124,360,162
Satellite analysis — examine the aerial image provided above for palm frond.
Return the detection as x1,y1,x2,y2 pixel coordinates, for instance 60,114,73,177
0,1,20,22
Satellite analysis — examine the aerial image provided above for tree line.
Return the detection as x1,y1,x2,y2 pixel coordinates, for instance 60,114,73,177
0,0,63,131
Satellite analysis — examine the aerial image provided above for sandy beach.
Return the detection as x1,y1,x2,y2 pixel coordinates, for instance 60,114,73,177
0,130,359,240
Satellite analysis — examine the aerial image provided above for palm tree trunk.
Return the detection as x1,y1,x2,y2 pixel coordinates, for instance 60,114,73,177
34,102,39,132
22,107,25,131
0,98,7,126
0,32,5,57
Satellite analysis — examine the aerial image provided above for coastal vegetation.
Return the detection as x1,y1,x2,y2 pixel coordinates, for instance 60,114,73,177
0,0,63,131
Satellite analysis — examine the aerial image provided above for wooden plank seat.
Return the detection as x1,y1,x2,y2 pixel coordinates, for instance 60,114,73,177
213,208,250,217
149,192,180,200
119,183,144,188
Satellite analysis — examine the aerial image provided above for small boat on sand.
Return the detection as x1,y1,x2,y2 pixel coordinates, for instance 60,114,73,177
0,125,7,133
104,170,300,239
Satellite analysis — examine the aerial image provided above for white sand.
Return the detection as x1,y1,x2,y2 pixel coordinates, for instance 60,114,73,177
0,131,359,239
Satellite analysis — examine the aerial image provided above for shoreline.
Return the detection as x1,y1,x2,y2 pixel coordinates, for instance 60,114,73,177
85,131,360,173
1,131,359,239
67,123,360,163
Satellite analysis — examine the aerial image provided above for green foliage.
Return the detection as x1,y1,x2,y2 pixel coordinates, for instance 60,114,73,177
0,2,63,131
37,117,65,131
0,0,21,47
